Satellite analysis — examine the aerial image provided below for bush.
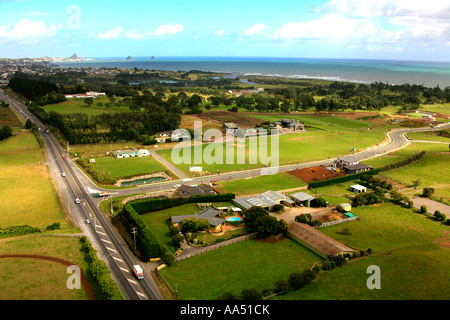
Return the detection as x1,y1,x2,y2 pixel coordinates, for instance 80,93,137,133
288,273,305,290
321,260,333,271
217,292,240,300
295,214,312,224
45,222,61,231
422,187,435,198
271,204,284,213
241,288,263,300
420,205,428,214
0,225,40,239
274,280,291,295
434,210,446,222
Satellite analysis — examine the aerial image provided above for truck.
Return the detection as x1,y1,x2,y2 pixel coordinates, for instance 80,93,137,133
133,265,144,280
94,191,111,198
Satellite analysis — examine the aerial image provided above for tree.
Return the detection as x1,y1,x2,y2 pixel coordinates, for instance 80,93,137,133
422,187,435,198
0,125,13,141
254,215,279,238
420,205,428,214
274,280,290,295
411,179,421,189
84,97,94,107
25,119,33,129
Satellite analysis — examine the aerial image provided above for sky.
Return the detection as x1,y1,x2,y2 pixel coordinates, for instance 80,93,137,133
0,0,449,61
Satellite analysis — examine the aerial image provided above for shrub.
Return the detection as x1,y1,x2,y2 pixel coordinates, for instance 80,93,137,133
0,225,40,239
217,292,240,300
271,204,284,213
295,214,312,224
45,222,61,231
241,288,263,300
322,260,333,271
274,280,291,295
434,210,446,222
420,205,428,214
422,187,435,198
302,270,316,285
288,273,305,290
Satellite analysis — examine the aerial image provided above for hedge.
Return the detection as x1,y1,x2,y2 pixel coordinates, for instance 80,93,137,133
130,193,236,215
378,151,426,172
0,225,40,239
121,203,161,259
80,236,124,300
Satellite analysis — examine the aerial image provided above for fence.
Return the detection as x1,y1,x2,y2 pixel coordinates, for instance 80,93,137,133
176,233,257,261
235,186,308,199
316,216,359,228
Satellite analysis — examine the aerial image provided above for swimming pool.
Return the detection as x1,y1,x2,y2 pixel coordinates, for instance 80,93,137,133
227,217,243,222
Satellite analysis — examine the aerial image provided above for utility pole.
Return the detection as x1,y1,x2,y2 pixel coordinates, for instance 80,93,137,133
131,227,138,250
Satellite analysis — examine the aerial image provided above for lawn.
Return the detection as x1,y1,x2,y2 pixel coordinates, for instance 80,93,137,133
94,155,167,179
157,126,391,176
216,172,307,196
42,97,131,117
159,237,322,300
0,131,43,167
140,203,201,253
406,131,450,143
275,203,450,300
0,236,91,300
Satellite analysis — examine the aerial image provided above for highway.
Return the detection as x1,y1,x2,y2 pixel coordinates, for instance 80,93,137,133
0,89,163,301
1,88,448,301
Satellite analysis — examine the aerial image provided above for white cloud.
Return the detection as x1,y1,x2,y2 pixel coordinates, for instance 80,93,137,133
96,27,123,40
246,24,268,36
124,24,184,40
215,30,226,36
0,19,62,43
153,24,184,36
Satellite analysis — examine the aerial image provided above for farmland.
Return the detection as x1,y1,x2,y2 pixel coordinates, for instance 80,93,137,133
159,237,322,300
275,203,450,300
94,155,167,180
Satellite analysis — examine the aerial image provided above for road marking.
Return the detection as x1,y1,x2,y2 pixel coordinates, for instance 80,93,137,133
112,256,123,263
137,291,147,299
128,278,137,285
120,267,130,273
105,246,117,253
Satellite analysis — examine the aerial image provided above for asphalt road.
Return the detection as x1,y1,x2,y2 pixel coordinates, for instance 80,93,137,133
0,89,163,301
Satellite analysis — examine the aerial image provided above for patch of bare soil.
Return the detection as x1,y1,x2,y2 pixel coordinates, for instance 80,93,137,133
257,234,286,244
197,111,263,128
288,166,345,184
435,230,450,249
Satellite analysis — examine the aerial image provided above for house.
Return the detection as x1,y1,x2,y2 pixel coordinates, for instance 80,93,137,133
334,156,359,168
271,119,305,132
290,192,315,207
350,184,367,193
171,129,191,142
170,208,226,233
113,149,137,158
223,122,240,134
177,185,215,197
343,163,372,174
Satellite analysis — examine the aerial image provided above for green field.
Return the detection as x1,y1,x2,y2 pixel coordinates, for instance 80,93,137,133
406,131,450,143
0,236,91,300
216,172,307,196
157,125,391,176
159,237,322,300
42,97,131,117
94,155,167,180
275,203,450,300
380,145,450,188
0,131,69,229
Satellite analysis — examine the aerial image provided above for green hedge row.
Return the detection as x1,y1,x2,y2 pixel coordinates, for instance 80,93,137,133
309,169,380,189
0,225,40,239
80,236,124,300
76,157,116,185
121,204,161,259
130,193,236,215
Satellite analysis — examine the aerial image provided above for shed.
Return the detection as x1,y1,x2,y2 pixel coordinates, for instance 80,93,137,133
338,203,352,213
350,184,367,193
290,192,315,207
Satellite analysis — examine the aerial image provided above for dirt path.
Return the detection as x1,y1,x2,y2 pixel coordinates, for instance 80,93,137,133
411,197,450,217
0,254,97,300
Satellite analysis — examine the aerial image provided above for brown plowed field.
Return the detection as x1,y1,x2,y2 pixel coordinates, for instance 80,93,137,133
196,111,263,128
288,166,345,184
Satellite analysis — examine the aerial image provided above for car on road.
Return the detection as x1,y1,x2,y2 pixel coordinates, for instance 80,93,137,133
75,198,81,204
62,155,66,159
173,184,181,188
62,172,66,177
85,219,91,224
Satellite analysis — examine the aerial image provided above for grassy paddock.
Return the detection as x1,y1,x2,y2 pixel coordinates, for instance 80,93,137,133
159,237,322,300
0,236,91,300
94,155,167,180
275,203,450,300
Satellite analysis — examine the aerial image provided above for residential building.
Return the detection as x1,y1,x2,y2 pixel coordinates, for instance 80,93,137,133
176,185,215,197
170,208,225,233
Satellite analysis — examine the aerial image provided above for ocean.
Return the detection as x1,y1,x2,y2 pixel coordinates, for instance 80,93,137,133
55,57,450,88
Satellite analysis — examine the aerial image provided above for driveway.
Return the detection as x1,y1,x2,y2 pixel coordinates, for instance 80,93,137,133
411,197,450,218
